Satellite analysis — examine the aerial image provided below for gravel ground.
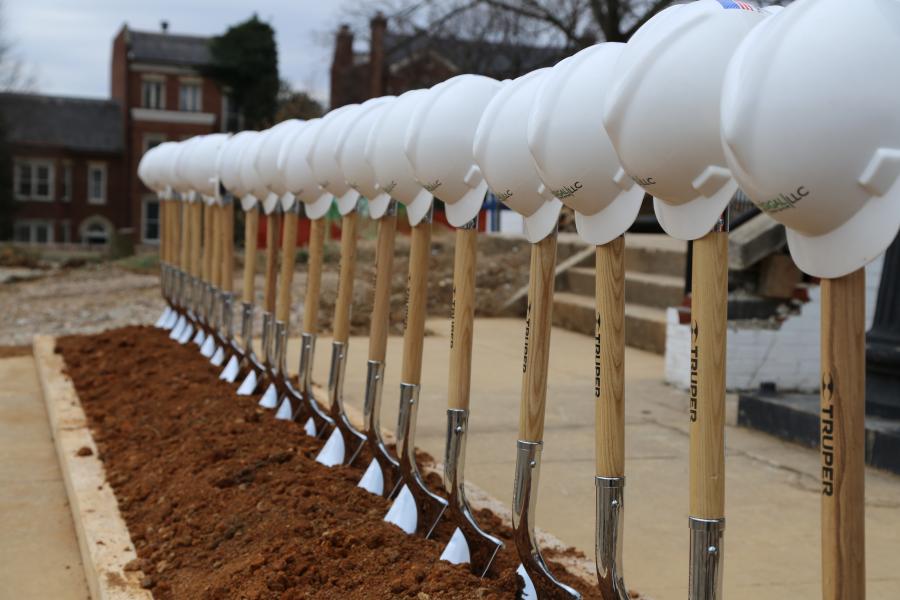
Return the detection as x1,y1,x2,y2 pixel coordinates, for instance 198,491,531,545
0,231,533,348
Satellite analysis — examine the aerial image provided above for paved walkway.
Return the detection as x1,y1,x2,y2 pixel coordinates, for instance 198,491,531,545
0,354,88,600
296,318,900,600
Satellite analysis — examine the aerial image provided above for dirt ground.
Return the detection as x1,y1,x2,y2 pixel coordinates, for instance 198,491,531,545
0,231,531,348
57,325,614,599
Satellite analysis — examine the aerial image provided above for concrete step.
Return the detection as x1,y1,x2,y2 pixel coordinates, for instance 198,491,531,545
625,271,684,309
552,291,668,354
625,233,687,277
562,267,684,310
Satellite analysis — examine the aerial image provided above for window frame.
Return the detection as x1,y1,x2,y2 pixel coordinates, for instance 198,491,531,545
141,195,161,244
12,219,55,244
87,162,107,205
178,79,202,112
141,75,166,110
14,158,54,202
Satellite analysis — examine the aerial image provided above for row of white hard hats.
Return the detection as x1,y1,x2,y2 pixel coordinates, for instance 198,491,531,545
139,0,900,279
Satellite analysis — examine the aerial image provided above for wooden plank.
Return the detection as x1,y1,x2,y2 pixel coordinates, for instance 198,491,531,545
32,335,152,600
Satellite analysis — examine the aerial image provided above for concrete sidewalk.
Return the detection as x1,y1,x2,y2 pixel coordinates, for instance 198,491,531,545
0,354,89,599
293,318,900,600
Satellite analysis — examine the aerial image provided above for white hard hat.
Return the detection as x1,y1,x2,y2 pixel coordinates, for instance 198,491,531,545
279,118,333,220
181,133,229,199
137,144,164,194
722,0,900,278
474,69,561,243
256,119,305,210
310,104,362,216
337,96,395,219
219,131,261,212
366,89,433,226
240,131,281,215
171,137,201,198
404,75,502,227
528,43,644,246
602,0,769,241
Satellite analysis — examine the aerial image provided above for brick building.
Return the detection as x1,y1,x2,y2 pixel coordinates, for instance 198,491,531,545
330,13,566,109
3,24,235,246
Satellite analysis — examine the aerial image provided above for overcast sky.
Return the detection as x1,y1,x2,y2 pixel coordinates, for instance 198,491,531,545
5,0,360,105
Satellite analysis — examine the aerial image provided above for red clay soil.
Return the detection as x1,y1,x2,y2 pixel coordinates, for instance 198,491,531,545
58,326,618,599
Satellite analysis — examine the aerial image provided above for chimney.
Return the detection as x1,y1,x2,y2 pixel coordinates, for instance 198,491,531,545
331,24,354,109
369,12,387,98
160,20,169,33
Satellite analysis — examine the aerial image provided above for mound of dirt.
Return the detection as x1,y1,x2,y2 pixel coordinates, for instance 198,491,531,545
58,326,618,599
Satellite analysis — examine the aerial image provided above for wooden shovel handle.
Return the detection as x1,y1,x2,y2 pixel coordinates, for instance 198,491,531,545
368,212,397,362
161,200,168,264
262,211,280,314
202,202,213,283
595,236,626,477
333,212,359,344
821,270,866,600
518,232,557,442
447,226,478,411
242,207,259,304
302,217,326,334
222,201,234,293
178,201,190,271
688,230,728,520
276,210,298,324
210,204,223,288
189,202,202,277
401,219,432,385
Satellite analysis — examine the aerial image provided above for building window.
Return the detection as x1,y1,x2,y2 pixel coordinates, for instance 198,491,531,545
13,220,54,244
80,217,112,246
221,93,241,132
179,81,202,112
87,162,107,205
141,77,165,109
143,133,166,154
142,196,160,243
14,159,54,201
61,163,72,202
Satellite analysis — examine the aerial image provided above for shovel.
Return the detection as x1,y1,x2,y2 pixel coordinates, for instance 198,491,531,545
316,207,368,465
511,230,581,600
438,216,503,576
169,195,194,343
223,199,263,385
383,209,448,538
357,201,402,497
156,196,176,328
210,198,235,367
200,199,223,355
255,207,283,407
270,201,301,419
285,215,335,435
686,212,729,600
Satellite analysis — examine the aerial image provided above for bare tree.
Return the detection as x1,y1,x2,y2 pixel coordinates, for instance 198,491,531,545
0,1,35,92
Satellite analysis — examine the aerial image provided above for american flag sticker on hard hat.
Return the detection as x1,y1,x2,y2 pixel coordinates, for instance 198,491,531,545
717,0,758,10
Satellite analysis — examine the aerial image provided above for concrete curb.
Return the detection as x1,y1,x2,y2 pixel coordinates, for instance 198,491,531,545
33,335,151,600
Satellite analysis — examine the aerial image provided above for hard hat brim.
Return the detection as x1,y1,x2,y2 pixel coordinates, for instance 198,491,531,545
523,198,563,243
573,185,645,246
279,192,296,212
367,192,393,219
405,188,434,227
786,186,900,279
652,179,737,241
305,192,334,221
261,192,281,215
445,181,487,228
240,195,258,212
336,189,361,216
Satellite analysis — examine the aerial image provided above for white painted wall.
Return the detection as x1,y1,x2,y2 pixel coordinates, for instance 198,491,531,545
664,255,885,392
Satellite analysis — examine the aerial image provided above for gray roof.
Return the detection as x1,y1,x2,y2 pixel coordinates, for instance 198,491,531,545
128,30,212,67
0,93,123,154
384,33,565,79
